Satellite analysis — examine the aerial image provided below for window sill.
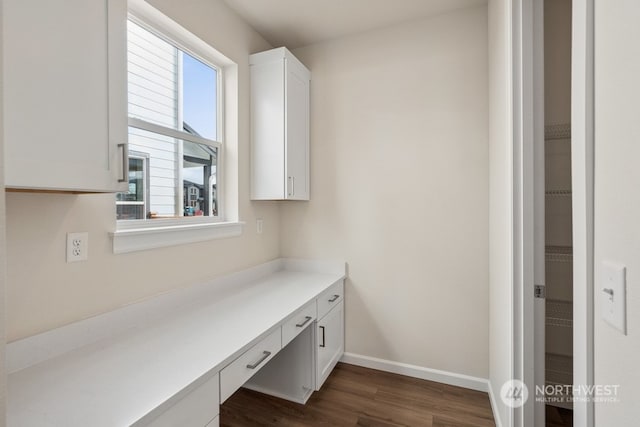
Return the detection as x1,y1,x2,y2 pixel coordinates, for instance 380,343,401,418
111,220,244,254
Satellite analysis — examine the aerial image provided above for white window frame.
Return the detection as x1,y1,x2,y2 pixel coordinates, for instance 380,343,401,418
112,0,243,254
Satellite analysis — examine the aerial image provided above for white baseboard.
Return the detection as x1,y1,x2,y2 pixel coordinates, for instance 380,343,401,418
340,352,489,392
487,381,504,427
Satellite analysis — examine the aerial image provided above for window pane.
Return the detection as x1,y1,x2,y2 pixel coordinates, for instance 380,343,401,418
182,53,217,140
182,141,218,217
128,21,179,130
125,127,218,219
116,157,146,221
116,158,144,202
123,19,220,222
127,21,218,139
116,204,145,221
129,127,178,218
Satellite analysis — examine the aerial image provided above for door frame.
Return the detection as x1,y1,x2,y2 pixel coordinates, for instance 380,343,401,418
570,0,595,425
511,0,536,425
516,0,595,426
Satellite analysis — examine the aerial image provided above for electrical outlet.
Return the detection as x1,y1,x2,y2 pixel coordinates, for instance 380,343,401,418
67,232,88,263
256,219,264,234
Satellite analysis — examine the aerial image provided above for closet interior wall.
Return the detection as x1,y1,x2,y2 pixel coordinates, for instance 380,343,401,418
544,0,573,409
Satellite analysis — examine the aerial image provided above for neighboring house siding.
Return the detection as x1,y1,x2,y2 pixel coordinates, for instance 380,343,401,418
127,22,178,217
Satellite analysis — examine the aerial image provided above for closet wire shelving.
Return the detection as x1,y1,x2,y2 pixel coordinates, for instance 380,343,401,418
544,123,571,141
546,299,573,329
544,123,573,409
545,189,572,197
545,245,573,263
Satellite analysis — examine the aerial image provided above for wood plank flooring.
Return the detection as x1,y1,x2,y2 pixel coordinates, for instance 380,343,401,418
221,363,496,426
545,405,573,427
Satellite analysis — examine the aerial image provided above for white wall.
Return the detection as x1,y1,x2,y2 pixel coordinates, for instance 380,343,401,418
4,0,279,341
488,0,513,425
594,0,640,424
0,0,6,421
280,5,489,379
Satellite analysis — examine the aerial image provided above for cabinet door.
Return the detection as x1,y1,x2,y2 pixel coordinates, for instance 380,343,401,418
4,0,128,192
284,58,310,200
316,300,344,390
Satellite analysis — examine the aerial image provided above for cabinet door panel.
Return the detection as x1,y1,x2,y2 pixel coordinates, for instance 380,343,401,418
250,59,286,199
4,0,127,192
316,301,344,390
285,59,310,200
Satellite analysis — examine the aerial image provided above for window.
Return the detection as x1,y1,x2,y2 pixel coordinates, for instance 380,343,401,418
112,1,242,254
117,19,221,221
116,153,149,220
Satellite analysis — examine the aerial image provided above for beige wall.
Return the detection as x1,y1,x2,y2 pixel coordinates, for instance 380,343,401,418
4,0,280,341
280,5,489,378
488,0,513,424
594,0,640,424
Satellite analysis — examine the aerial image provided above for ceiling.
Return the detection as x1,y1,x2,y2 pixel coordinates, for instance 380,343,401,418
223,0,487,49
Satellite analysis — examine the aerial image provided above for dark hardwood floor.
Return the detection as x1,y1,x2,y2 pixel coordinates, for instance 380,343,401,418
545,405,573,427
221,363,496,426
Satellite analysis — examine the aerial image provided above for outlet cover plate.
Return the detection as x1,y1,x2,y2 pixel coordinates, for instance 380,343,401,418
601,261,626,334
67,232,89,263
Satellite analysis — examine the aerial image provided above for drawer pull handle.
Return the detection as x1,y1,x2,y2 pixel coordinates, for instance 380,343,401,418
328,294,340,302
319,326,326,347
296,316,313,328
246,351,271,369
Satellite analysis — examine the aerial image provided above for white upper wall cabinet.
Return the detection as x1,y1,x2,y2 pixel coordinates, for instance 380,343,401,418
3,0,128,192
250,47,310,200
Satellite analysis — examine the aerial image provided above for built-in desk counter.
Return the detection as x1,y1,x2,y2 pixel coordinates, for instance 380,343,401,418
7,259,346,427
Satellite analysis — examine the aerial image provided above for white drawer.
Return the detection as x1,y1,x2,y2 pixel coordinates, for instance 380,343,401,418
146,373,219,427
282,300,316,347
317,280,344,320
219,328,281,403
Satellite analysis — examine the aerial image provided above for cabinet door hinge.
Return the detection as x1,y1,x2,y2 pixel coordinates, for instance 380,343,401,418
534,284,546,299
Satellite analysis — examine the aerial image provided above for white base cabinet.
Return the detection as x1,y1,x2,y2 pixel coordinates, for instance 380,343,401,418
316,300,344,390
144,373,219,427
242,280,345,401
244,325,316,404
7,260,345,426
219,328,282,403
250,47,310,200
3,0,128,192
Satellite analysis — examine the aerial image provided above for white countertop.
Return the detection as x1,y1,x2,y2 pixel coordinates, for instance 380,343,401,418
8,260,345,426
